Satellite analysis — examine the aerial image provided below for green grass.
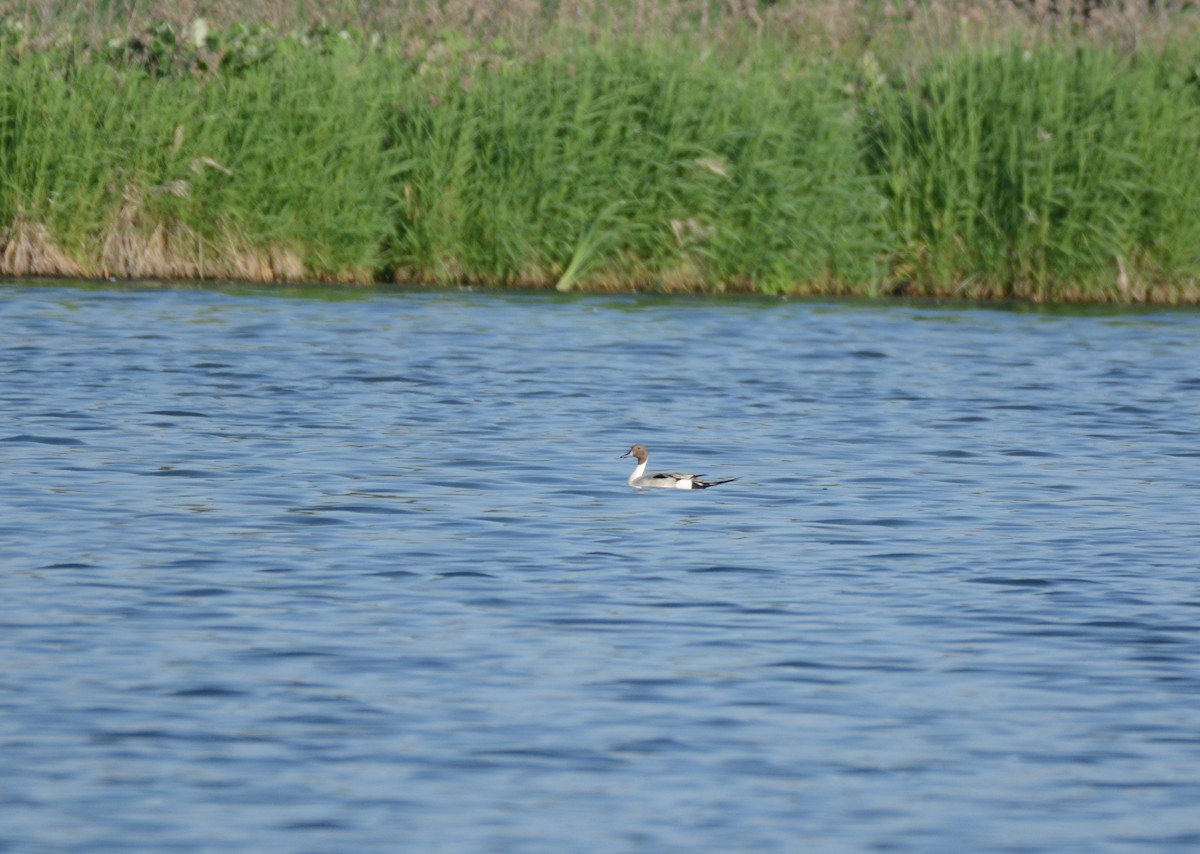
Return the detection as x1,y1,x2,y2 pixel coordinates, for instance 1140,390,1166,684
0,38,393,279
865,41,1200,300
382,45,883,292
1,3,1200,301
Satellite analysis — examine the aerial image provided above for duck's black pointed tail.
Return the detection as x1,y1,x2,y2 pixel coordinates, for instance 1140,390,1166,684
696,477,739,490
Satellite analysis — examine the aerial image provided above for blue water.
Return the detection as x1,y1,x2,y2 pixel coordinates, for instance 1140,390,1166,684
2,282,1199,852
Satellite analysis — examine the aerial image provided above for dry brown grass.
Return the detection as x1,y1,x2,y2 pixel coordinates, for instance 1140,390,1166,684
98,224,319,284
89,187,310,283
8,0,1199,54
104,231,317,283
0,219,84,277
0,212,322,285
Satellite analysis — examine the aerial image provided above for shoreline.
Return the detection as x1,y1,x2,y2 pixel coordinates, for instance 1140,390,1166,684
8,275,1200,314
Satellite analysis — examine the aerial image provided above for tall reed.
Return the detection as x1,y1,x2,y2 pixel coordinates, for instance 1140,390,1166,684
383,43,883,291
864,42,1200,300
0,39,392,280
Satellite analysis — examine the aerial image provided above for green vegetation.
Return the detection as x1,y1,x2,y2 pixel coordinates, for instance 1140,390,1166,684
0,30,391,281
2,2,1200,302
387,46,881,292
865,41,1200,301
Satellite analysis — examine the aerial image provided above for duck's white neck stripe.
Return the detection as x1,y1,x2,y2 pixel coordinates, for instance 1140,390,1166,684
629,459,647,486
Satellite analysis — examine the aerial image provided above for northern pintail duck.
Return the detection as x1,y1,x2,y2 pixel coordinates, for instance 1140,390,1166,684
621,443,737,490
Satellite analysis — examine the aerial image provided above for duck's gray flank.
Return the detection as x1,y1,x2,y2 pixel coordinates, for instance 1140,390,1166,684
621,443,738,490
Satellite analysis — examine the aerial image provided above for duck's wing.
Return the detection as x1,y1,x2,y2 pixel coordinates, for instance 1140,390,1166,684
649,471,700,482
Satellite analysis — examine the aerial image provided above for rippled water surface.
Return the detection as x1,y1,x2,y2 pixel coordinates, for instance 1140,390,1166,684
2,282,1199,851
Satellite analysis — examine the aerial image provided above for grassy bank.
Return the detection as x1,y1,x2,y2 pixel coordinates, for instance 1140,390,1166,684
0,33,392,281
2,2,1200,301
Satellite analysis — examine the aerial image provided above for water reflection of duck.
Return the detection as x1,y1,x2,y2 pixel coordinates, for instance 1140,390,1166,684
620,443,738,490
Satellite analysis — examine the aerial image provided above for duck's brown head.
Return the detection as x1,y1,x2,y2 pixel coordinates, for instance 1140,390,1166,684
621,443,648,463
